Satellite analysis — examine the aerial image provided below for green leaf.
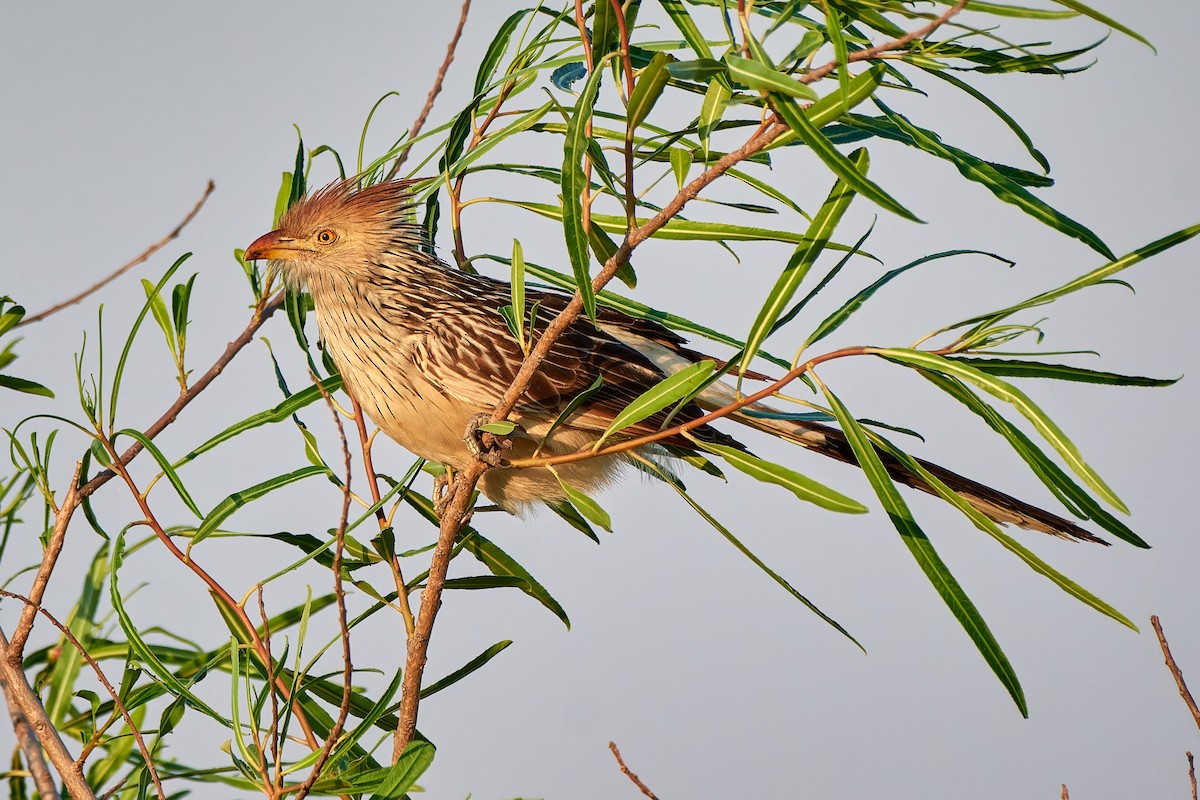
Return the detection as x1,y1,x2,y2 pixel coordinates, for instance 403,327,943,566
477,421,516,435
171,273,199,350
874,348,1128,513
692,439,867,513
869,103,1112,258
920,370,1147,547
510,238,526,349
627,51,671,130
463,532,571,627
670,147,693,189
192,465,330,549
698,78,731,157
1050,0,1153,49
547,499,601,543
724,54,818,100
807,250,1011,347
742,148,867,373
561,62,608,321
876,437,1136,630
637,455,861,648
367,740,436,800
420,641,512,698
819,381,1027,715
181,376,344,464
595,360,715,449
113,429,203,518
946,357,1178,387
773,95,920,221
0,374,53,397
659,0,715,59
557,478,613,533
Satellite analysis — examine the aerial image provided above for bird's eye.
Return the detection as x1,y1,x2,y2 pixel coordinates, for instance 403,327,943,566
315,229,337,245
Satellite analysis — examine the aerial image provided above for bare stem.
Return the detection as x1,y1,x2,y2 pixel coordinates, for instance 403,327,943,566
386,0,473,180
19,182,215,327
609,741,659,800
1151,615,1200,731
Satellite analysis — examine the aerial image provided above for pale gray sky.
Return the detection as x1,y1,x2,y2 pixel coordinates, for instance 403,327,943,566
2,2,1198,798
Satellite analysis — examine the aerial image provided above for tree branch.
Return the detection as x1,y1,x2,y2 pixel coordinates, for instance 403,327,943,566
1152,615,1200,731
18,182,215,327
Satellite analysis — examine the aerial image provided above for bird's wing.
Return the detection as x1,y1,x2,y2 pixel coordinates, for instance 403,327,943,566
412,306,742,448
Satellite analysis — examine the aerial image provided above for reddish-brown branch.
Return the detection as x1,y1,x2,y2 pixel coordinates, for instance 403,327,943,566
1188,752,1197,800
19,182,215,327
104,445,320,751
386,0,473,180
608,741,659,800
0,591,164,800
8,462,82,657
1152,615,1200,731
0,627,96,799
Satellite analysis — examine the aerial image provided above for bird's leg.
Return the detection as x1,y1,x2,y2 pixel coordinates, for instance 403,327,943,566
463,412,513,467
433,467,452,519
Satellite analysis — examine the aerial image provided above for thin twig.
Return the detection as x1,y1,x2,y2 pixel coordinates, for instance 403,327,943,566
0,591,164,800
1188,751,1197,800
1061,785,1069,800
352,397,416,637
294,388,356,800
1152,615,1200,731
80,293,285,498
0,626,96,799
19,182,215,327
104,442,321,750
386,0,473,180
8,461,82,656
609,741,659,799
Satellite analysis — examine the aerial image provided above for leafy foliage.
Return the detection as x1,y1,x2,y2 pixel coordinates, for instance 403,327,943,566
0,2,1193,797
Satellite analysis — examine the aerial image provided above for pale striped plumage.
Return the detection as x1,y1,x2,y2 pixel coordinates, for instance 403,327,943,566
245,179,1105,542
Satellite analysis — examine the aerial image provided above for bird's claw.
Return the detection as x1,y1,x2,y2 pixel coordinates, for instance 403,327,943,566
464,413,513,467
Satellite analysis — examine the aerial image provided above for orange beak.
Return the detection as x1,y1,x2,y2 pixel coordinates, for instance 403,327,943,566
244,229,307,261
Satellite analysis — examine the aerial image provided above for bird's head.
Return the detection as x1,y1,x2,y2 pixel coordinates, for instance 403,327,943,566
244,179,427,282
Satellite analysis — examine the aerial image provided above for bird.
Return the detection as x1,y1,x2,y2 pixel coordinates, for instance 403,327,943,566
244,178,1105,544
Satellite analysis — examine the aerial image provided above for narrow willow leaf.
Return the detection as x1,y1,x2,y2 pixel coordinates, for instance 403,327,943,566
699,78,731,156
692,439,867,513
742,149,867,374
871,103,1113,258
443,576,527,590
171,273,198,350
799,64,886,131
110,254,189,427
596,360,715,448
366,740,435,800
819,1,852,105
141,279,176,355
539,374,605,451
875,348,1127,513
557,478,613,533
639,456,861,648
929,0,1078,18
877,438,1136,630
1050,0,1153,48
463,532,571,627
667,58,726,81
181,376,343,463
772,94,919,221
421,641,513,698
819,382,1027,715
547,500,601,543
0,374,53,397
192,465,330,548
947,224,1200,332
109,533,225,722
113,429,202,518
659,0,715,59
561,63,607,320
448,101,553,178
474,9,528,94
587,225,636,288
807,250,1010,347
670,147,693,189
510,238,526,350
920,370,1147,547
725,55,818,100
947,357,1177,387
627,51,671,130
922,68,1050,172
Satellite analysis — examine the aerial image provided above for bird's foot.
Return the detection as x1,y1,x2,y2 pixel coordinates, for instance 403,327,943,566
463,413,513,468
433,470,452,518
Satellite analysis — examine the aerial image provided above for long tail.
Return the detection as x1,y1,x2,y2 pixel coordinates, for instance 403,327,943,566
728,404,1107,545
